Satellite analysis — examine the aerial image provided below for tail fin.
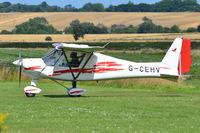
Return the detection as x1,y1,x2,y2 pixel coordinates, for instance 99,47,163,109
161,37,192,75
178,39,192,74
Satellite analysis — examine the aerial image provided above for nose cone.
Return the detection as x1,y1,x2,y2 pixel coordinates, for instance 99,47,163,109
13,59,22,66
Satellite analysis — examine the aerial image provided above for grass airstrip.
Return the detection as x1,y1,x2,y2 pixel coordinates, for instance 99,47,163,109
0,48,200,132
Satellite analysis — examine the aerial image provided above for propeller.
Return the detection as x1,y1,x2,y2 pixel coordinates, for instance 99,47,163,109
18,52,23,88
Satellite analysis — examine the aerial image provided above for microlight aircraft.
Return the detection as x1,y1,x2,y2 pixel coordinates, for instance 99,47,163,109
13,37,192,97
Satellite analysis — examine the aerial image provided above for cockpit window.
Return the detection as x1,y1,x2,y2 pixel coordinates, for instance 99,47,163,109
43,49,86,67
42,49,62,66
58,51,85,67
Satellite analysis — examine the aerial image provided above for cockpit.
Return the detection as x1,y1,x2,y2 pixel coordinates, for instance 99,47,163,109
42,48,85,67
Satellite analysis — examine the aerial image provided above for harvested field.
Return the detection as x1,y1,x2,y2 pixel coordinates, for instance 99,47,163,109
0,33,200,42
0,12,200,31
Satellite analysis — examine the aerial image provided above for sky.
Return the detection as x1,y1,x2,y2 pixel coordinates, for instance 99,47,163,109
0,0,200,8
0,0,163,8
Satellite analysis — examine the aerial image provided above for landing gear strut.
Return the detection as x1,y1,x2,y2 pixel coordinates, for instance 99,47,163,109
72,81,76,88
52,80,86,97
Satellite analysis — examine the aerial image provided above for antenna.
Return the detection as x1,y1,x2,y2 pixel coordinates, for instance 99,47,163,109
103,42,110,48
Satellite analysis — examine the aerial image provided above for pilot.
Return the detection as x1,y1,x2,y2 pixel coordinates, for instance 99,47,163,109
70,52,80,67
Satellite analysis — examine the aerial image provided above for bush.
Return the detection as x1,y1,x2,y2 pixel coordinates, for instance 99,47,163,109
186,27,197,32
1,30,12,34
0,114,9,132
45,36,53,41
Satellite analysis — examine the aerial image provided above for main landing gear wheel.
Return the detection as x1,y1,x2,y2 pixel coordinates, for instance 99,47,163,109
25,93,36,97
68,93,81,97
67,81,85,97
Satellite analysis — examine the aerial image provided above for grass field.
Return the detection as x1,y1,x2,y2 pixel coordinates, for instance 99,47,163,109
0,47,200,132
1,33,200,42
1,81,200,133
1,12,200,32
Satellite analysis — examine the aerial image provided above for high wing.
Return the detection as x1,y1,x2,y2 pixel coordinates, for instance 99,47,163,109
52,43,109,52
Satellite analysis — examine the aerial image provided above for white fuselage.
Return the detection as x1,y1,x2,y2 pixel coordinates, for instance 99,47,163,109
20,52,178,81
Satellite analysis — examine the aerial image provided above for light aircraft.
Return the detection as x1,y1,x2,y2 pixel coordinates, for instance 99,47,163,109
13,37,192,97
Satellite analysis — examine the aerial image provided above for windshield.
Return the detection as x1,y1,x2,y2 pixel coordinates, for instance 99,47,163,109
42,49,62,66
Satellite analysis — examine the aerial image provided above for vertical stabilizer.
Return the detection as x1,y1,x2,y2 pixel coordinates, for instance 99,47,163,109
162,38,183,68
161,37,192,75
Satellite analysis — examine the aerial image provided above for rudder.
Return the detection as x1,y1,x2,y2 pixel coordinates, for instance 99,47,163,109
178,39,192,74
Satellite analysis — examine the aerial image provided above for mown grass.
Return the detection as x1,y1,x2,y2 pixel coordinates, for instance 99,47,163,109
1,81,200,133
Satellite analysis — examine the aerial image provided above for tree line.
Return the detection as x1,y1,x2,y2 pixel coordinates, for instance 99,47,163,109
1,17,200,40
0,0,200,12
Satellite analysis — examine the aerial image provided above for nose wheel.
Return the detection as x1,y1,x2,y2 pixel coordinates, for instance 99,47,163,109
24,85,42,98
25,93,36,97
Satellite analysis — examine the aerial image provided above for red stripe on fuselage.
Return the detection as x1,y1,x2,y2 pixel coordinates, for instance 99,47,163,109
25,89,38,92
24,66,42,70
48,74,61,76
157,67,171,69
48,61,124,76
94,62,122,67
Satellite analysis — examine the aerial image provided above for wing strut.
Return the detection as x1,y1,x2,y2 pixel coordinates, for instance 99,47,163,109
62,48,76,79
75,52,93,79
62,48,93,88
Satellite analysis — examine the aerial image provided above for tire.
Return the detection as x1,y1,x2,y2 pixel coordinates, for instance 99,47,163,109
25,93,36,97
68,93,81,97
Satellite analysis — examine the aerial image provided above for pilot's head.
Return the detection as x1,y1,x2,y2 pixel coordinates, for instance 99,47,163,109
70,52,77,58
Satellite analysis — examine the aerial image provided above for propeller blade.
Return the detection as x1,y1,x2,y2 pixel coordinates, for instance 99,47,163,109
18,52,22,88
19,65,22,88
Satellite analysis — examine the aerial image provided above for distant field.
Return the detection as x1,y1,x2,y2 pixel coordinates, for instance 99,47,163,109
0,33,200,42
0,12,200,32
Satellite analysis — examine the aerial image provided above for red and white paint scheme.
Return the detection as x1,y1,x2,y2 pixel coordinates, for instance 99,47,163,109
24,86,42,97
13,37,192,97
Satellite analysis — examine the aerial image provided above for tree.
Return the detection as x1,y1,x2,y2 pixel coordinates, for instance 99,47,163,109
170,25,181,33
186,27,197,32
1,30,12,34
64,4,76,11
64,20,108,40
0,0,200,12
81,3,104,12
111,24,137,33
13,17,60,34
138,17,156,33
40,1,48,8
95,24,108,34
67,20,85,40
